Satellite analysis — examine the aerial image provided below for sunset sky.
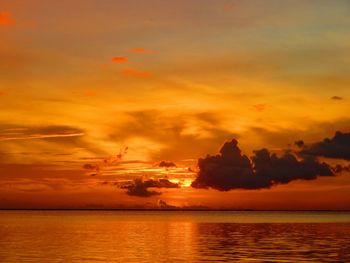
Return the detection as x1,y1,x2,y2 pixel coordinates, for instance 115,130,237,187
1,0,350,209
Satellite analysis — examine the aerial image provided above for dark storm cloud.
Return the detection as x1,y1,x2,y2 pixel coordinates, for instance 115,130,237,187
300,131,350,160
159,161,176,167
121,178,179,197
192,139,255,190
252,149,333,184
191,139,334,191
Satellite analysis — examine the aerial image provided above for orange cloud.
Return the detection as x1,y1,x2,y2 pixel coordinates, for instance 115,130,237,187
0,11,15,26
121,68,153,78
128,48,153,54
0,125,84,141
112,57,128,63
85,90,97,97
0,133,84,141
0,91,5,97
223,1,235,12
253,104,267,112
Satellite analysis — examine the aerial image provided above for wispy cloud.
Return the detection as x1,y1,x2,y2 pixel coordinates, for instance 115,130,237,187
128,48,153,54
0,125,84,141
121,68,153,78
0,133,84,141
0,11,15,26
253,104,267,112
112,56,128,63
331,96,344,100
223,1,235,12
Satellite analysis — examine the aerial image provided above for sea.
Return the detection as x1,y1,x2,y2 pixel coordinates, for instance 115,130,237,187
0,211,350,262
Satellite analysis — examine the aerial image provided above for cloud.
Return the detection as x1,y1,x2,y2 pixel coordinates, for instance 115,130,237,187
252,149,333,184
331,96,344,100
295,140,304,148
0,125,84,141
253,104,267,112
83,163,97,170
158,199,176,209
82,163,100,176
223,1,235,12
121,178,179,197
121,68,152,78
128,48,153,54
247,119,350,151
109,110,236,161
159,161,176,168
191,138,334,191
157,200,209,210
192,139,254,190
84,90,97,97
0,11,15,26
300,131,350,160
112,57,128,63
82,147,128,176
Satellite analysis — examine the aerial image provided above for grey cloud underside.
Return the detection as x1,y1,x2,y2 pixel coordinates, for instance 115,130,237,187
300,131,350,160
119,131,349,195
121,178,179,197
159,161,176,167
191,139,335,191
331,96,344,100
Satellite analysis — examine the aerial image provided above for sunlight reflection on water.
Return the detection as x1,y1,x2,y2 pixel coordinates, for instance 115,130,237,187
0,211,350,262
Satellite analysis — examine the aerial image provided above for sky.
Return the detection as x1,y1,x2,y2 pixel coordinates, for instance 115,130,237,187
0,0,350,209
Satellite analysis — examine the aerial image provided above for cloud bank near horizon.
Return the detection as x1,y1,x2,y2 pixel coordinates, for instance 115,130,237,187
192,131,350,191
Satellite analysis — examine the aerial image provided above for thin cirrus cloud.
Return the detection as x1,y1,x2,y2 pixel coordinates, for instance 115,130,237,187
223,1,235,12
121,68,153,78
112,56,128,63
253,104,267,112
0,11,15,26
0,125,84,141
128,48,153,54
112,48,153,77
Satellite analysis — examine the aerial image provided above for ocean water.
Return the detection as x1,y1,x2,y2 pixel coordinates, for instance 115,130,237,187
0,211,350,262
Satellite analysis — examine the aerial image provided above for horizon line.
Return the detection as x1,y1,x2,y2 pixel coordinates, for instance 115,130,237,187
1,208,350,212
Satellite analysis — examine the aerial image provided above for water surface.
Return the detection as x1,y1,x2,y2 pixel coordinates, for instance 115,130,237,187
0,211,349,262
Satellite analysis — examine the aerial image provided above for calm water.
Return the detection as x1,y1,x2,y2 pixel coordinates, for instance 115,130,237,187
1,211,350,262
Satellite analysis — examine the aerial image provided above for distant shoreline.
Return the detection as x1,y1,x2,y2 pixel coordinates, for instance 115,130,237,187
1,209,350,212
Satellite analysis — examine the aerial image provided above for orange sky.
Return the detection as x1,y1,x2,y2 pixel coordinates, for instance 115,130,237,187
0,0,350,209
